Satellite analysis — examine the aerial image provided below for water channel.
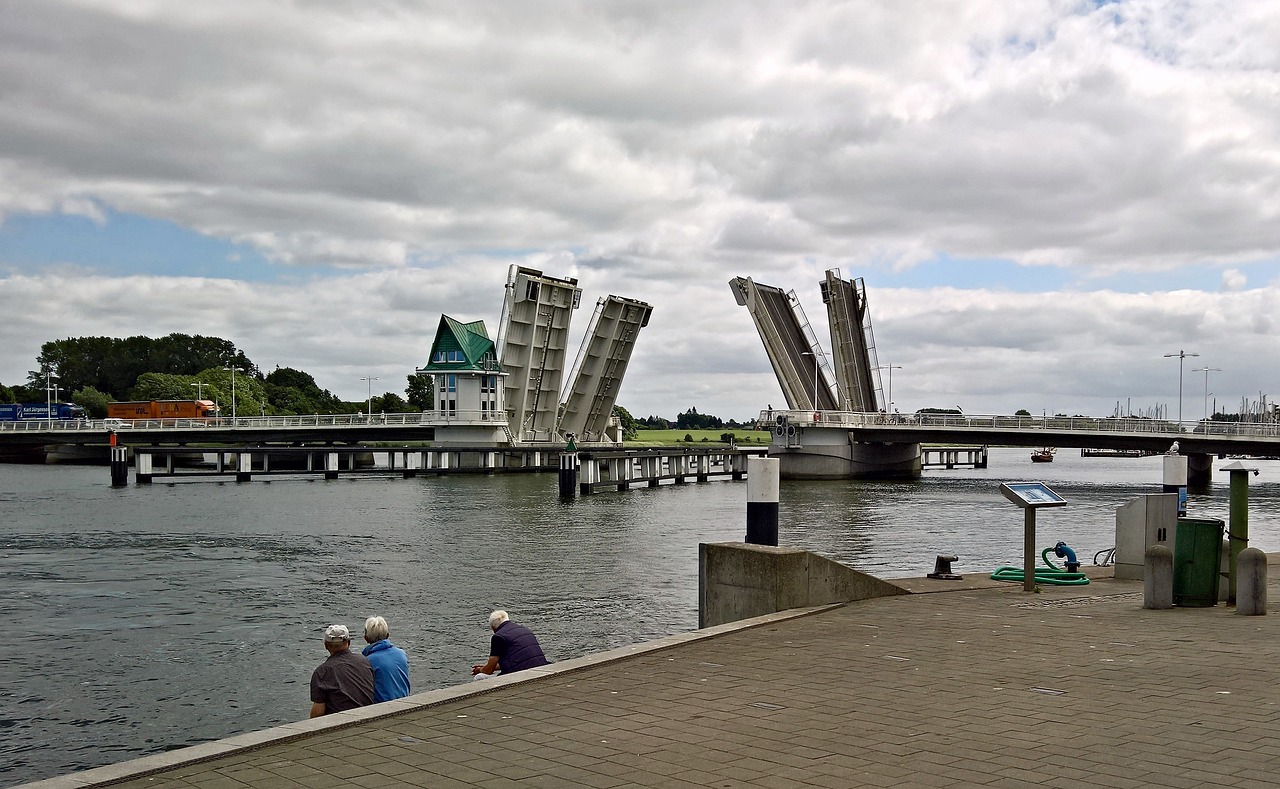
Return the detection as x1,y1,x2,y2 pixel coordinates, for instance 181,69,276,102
2,447,1278,786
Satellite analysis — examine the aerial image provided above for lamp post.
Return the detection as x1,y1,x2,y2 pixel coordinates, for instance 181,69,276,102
1163,350,1199,426
1191,366,1220,422
45,371,58,415
360,376,379,418
801,353,820,412
191,381,206,400
223,367,243,421
876,364,901,412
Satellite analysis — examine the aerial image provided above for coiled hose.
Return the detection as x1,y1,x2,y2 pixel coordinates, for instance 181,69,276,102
991,547,1091,586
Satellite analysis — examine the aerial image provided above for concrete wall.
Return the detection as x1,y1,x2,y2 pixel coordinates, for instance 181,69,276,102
699,541,909,628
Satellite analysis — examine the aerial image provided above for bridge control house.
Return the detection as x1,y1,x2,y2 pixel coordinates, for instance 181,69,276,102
417,315,511,446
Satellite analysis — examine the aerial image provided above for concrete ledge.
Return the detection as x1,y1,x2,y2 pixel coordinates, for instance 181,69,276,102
15,604,837,789
699,541,909,628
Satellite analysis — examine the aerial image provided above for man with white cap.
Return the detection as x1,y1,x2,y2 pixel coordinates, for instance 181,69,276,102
309,624,375,718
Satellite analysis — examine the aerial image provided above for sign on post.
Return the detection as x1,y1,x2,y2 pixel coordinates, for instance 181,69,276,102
999,482,1068,592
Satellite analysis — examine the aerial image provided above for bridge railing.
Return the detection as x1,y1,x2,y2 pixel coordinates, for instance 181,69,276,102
0,410,514,432
757,410,1280,439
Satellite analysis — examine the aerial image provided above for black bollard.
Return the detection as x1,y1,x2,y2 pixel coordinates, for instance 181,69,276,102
110,445,129,487
745,456,779,546
558,452,578,499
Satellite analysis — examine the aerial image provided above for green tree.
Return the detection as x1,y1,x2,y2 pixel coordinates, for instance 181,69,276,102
264,367,344,415
372,392,413,413
0,383,14,404
612,404,640,440
406,373,434,410
131,373,202,401
72,386,111,418
1015,409,1031,416
32,334,252,398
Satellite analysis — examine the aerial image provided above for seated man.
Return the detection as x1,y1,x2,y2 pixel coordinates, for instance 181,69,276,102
309,624,374,717
471,610,549,678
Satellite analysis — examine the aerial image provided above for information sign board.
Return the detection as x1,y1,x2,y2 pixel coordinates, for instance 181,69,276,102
999,482,1067,509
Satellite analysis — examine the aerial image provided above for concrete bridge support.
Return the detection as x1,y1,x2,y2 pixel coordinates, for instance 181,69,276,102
1187,452,1214,489
772,425,921,479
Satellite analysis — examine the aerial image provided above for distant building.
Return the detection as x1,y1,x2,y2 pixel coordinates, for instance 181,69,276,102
416,316,510,445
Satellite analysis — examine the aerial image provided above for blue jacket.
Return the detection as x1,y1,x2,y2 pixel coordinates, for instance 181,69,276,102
361,639,410,702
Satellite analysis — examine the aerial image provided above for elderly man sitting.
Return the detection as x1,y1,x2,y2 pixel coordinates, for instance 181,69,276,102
309,624,374,718
471,610,550,679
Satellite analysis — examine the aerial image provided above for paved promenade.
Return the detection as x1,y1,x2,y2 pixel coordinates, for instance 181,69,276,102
23,568,1280,789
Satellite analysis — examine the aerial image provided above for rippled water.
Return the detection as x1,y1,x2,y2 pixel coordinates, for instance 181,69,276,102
2,448,1278,786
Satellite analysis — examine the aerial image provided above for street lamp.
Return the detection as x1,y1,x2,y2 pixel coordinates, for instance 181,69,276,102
1163,350,1199,426
360,376,379,418
191,381,206,400
875,364,901,412
223,367,243,421
1191,366,1220,422
800,353,820,412
45,371,58,414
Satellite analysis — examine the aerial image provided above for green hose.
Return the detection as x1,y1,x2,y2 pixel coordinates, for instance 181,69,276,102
990,547,1091,586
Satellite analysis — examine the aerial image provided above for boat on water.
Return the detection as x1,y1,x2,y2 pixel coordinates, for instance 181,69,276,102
1031,447,1056,463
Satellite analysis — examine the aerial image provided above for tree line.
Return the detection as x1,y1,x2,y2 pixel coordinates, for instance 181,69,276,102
0,333,433,418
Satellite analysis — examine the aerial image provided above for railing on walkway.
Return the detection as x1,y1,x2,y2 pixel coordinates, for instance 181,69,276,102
759,410,1280,440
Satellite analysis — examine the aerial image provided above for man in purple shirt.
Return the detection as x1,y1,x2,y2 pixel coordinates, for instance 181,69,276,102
471,610,550,678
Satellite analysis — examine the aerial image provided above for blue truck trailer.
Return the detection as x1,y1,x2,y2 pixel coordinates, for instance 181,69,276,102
0,402,87,421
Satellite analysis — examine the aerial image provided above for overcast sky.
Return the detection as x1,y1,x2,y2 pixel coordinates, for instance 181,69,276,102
2,0,1278,421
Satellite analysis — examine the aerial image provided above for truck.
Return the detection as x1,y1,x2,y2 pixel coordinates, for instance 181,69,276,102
0,402,87,421
106,400,222,420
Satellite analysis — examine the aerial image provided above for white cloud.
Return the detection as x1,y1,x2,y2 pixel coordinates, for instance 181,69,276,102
1221,268,1247,291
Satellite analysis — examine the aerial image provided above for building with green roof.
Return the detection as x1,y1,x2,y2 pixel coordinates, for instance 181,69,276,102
416,316,510,444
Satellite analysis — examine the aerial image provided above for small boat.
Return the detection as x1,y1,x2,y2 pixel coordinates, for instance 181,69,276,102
1031,447,1056,463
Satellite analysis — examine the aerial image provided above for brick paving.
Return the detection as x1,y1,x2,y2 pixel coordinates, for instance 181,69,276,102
23,570,1280,789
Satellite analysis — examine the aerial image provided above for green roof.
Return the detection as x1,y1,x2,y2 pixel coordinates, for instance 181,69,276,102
422,315,500,371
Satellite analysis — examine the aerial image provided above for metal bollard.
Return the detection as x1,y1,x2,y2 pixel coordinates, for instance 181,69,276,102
1236,547,1267,616
1144,543,1174,610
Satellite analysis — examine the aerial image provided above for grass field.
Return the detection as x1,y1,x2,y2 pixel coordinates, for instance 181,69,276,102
628,428,771,446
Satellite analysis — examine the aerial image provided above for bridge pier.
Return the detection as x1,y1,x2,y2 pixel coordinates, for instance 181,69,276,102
1187,452,1213,490
772,426,921,479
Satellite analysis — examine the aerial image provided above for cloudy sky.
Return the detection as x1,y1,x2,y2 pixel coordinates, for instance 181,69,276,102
2,0,1278,422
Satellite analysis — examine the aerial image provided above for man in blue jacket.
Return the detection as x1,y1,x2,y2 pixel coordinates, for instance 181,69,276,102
471,610,550,678
361,615,410,702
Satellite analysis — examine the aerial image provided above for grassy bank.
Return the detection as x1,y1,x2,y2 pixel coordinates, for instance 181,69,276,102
628,428,771,447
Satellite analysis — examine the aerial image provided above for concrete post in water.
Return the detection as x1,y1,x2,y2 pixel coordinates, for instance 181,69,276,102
1222,461,1256,603
1163,453,1188,516
110,446,129,487
558,452,578,499
1236,547,1267,616
236,452,252,482
745,456,779,546
1144,543,1174,610
135,451,153,484
324,452,339,480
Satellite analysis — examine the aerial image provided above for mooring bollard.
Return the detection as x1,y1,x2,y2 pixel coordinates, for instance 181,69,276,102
558,451,578,499
1144,543,1174,610
745,456,779,546
110,445,128,488
1236,547,1267,616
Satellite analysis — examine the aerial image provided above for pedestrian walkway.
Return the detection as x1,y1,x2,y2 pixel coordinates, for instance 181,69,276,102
23,568,1280,788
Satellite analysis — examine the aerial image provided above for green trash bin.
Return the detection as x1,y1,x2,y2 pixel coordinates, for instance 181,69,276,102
1172,517,1225,607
